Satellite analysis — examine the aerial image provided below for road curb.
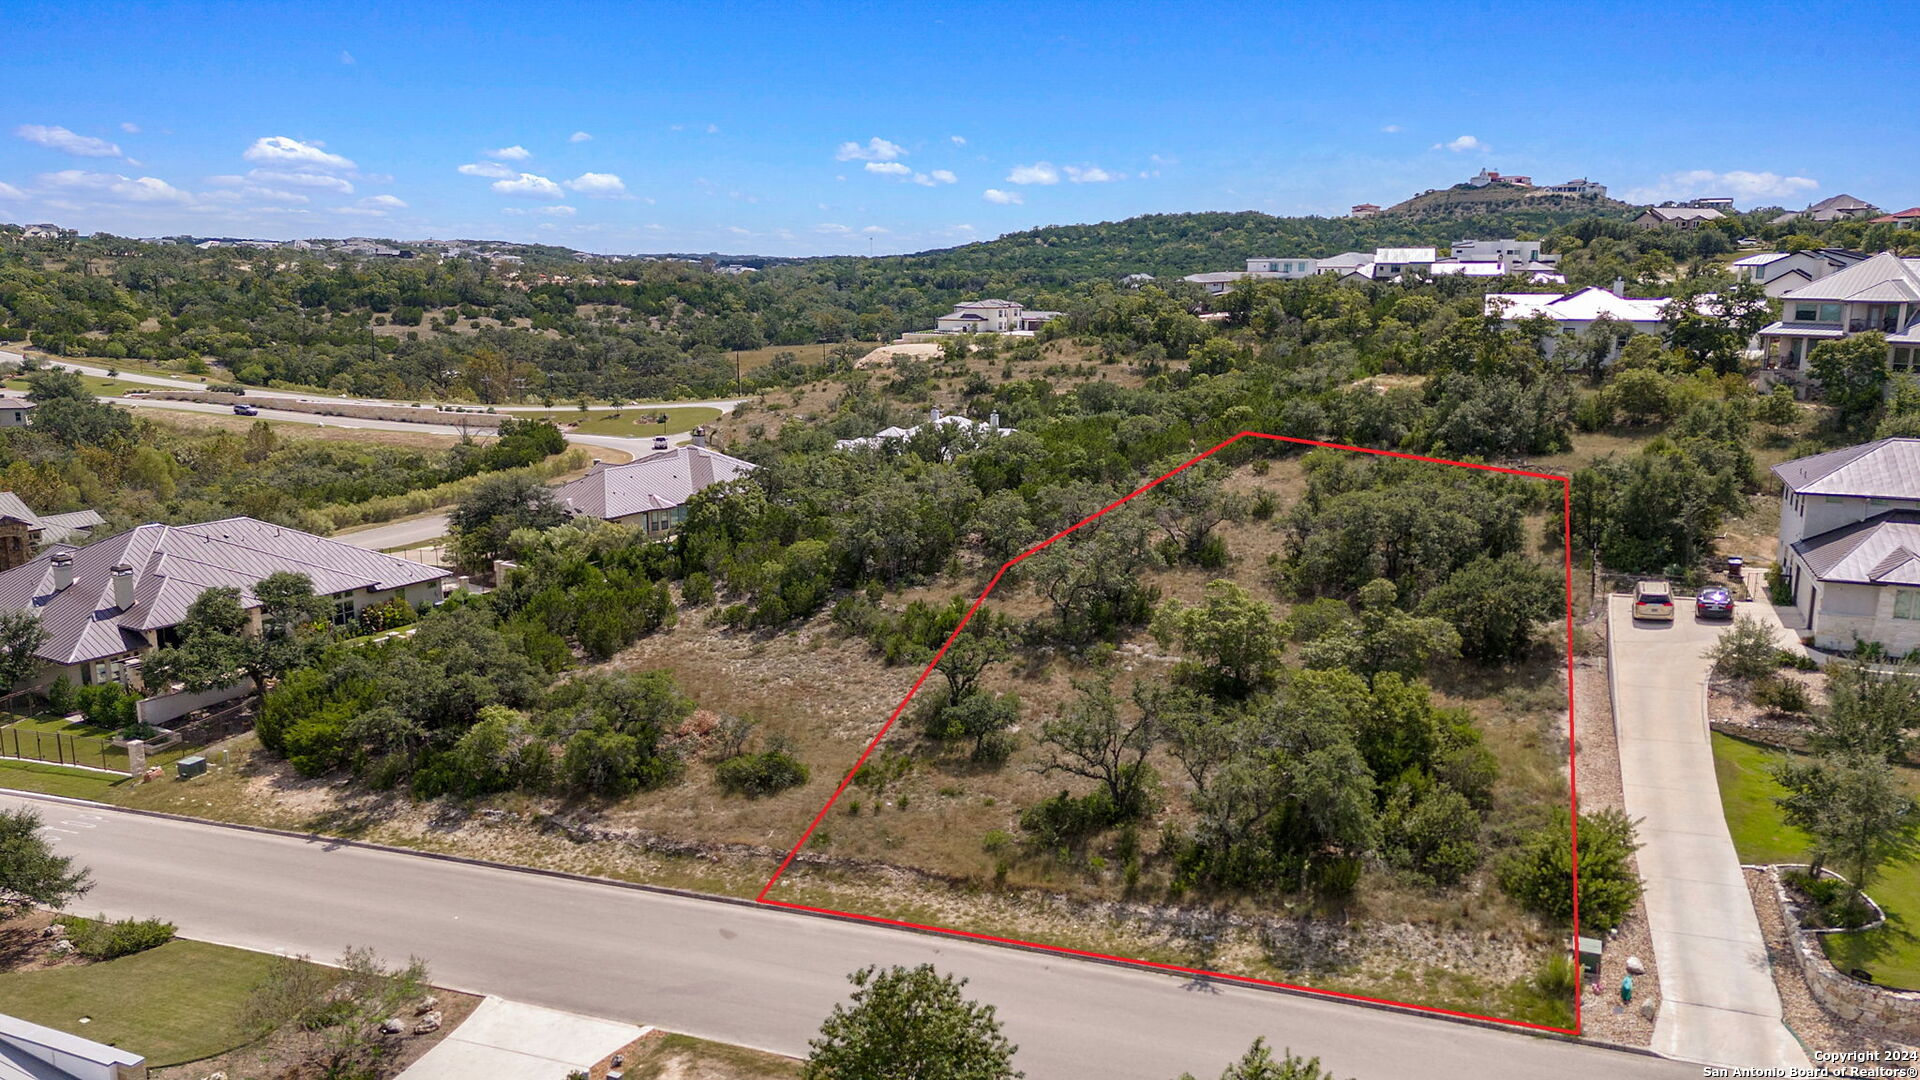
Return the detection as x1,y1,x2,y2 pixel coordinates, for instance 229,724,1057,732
0,787,1666,1061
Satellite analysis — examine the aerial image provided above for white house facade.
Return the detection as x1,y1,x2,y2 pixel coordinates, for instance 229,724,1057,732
1773,438,1920,656
1755,252,1920,386
1731,248,1869,297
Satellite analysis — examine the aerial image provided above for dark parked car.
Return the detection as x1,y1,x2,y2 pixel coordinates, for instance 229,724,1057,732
1696,586,1735,619
232,403,258,416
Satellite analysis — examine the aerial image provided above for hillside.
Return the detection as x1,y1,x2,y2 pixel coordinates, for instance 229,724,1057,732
792,207,1638,288
1385,184,1635,219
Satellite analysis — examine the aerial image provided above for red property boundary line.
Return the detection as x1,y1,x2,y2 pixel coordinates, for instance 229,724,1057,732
755,432,1584,1038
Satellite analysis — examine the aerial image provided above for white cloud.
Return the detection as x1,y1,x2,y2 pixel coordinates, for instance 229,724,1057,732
0,182,26,200
15,124,122,158
486,145,532,161
837,137,907,162
203,177,310,204
926,169,957,185
339,50,356,65
564,171,626,196
119,122,140,134
705,124,720,134
41,169,192,203
360,194,407,209
491,172,565,198
725,225,751,235
569,131,593,143
1620,169,1819,204
245,136,355,171
541,205,577,217
982,188,1023,205
245,168,354,193
950,135,966,146
862,225,888,234
1006,162,1059,185
1063,165,1118,183
815,223,852,234
458,161,515,179
1436,135,1485,153
1150,153,1177,166
1382,124,1403,133
865,161,912,176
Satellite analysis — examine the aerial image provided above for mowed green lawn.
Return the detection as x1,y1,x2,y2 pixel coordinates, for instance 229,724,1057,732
1711,732,1920,987
532,405,722,438
0,760,125,800
0,940,280,1066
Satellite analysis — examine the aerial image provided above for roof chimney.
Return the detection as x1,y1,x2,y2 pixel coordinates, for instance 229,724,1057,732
110,563,135,611
50,552,72,592
929,405,942,424
989,410,1000,429
690,426,708,448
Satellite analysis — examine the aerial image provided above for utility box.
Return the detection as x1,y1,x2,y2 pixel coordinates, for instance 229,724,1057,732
1577,935,1604,977
175,755,207,781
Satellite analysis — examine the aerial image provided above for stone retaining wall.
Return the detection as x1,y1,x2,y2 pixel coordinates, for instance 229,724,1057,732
1768,866,1920,1037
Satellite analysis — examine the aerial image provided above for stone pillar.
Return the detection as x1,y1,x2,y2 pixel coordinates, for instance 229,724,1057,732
125,740,146,776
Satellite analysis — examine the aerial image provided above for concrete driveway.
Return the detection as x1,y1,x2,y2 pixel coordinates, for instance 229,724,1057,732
398,997,644,1080
1606,595,1808,1069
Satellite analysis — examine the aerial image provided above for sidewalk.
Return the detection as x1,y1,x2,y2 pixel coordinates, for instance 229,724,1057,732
397,996,647,1080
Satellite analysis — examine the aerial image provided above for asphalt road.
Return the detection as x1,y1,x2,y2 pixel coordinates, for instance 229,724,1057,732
1606,595,1807,1069
5,794,1697,1080
333,513,453,551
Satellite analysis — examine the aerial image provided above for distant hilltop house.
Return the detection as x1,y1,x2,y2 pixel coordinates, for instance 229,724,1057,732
1349,203,1382,219
1536,178,1608,198
1730,247,1869,297
0,491,102,571
930,300,1063,335
18,224,68,240
1634,205,1727,229
713,264,757,275
336,238,413,258
1483,287,1671,360
1182,240,1560,294
1467,169,1532,188
1870,207,1920,230
555,442,757,537
1755,251,1920,388
1773,438,1920,656
0,517,450,690
835,407,1014,453
1771,194,1882,226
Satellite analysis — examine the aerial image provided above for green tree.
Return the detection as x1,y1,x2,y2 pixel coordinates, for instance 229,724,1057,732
1153,580,1284,697
449,471,566,571
1036,677,1160,819
805,965,1021,1080
1707,616,1783,684
1814,661,1920,762
1176,1039,1349,1080
1661,280,1771,375
1498,807,1641,931
0,807,92,909
1419,554,1562,663
1775,750,1919,889
0,610,48,692
141,574,325,705
1809,332,1890,433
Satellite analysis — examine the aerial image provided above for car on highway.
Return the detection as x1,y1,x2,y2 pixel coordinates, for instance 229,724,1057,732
1696,585,1735,619
232,403,259,416
1633,580,1675,621
652,435,670,450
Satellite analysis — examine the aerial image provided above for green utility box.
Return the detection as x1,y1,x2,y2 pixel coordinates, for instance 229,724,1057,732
176,755,207,780
1577,935,1604,977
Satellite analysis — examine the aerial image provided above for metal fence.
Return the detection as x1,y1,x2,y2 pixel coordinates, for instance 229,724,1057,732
0,726,123,771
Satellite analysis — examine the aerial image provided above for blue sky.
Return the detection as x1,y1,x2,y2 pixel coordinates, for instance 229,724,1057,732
3,0,1915,256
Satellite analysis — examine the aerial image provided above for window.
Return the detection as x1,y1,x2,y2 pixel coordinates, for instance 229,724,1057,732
1820,303,1844,323
1896,590,1920,620
332,597,356,626
1895,346,1915,373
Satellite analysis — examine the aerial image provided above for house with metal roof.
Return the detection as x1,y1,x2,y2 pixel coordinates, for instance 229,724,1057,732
1484,287,1671,360
1754,252,1920,387
933,299,1057,335
834,407,1015,455
1773,438,1920,654
554,445,756,537
0,398,33,429
0,517,451,690
1730,248,1869,297
0,493,102,548
1870,207,1920,230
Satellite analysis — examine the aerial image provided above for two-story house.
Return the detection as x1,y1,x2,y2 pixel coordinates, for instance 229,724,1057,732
1730,248,1868,297
1755,252,1920,387
1773,438,1920,656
